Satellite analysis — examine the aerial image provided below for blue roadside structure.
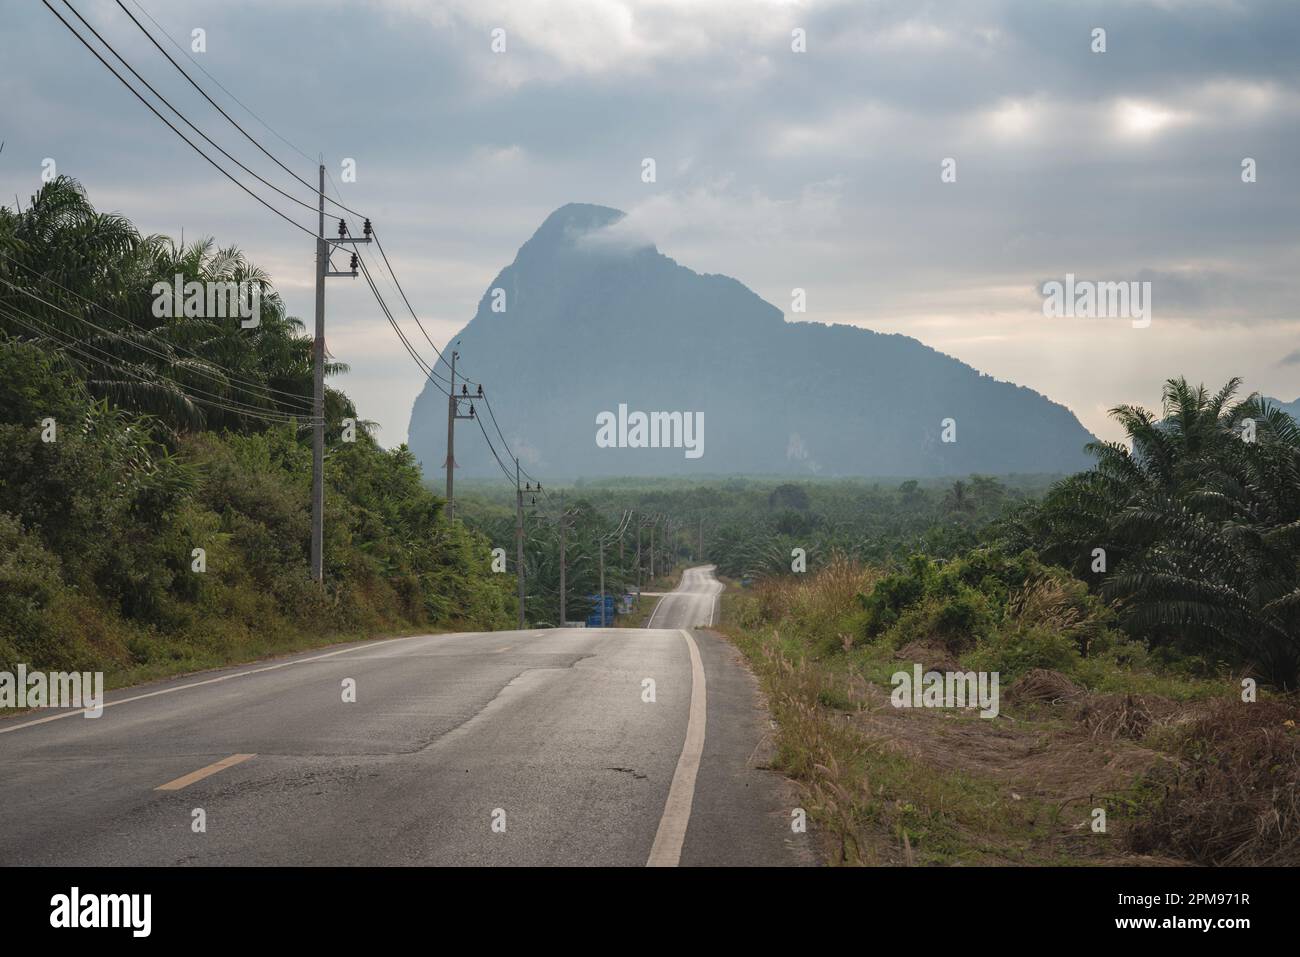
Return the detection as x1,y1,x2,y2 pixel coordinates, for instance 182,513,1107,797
586,593,618,627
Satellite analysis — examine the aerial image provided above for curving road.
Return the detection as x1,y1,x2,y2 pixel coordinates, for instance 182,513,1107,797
645,564,724,630
0,565,811,866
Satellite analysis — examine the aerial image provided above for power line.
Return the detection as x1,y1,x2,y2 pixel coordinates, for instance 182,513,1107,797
125,0,317,166
57,0,320,217
41,0,316,238
120,0,366,220
112,0,367,220
474,407,520,484
0,288,314,422
0,276,309,420
0,302,312,425
369,228,460,379
355,256,452,398
323,176,453,393
48,0,555,511
0,249,316,411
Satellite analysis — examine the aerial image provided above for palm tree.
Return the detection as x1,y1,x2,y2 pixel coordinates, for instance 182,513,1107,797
1,176,342,435
944,479,976,515
1019,377,1300,687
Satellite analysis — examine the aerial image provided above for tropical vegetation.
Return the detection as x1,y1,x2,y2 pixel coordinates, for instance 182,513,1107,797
0,178,511,684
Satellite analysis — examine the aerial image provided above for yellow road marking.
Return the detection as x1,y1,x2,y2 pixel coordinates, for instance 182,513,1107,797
156,753,256,791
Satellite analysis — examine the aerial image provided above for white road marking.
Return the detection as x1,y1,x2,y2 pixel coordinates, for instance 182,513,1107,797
645,594,668,628
0,631,456,736
646,628,707,867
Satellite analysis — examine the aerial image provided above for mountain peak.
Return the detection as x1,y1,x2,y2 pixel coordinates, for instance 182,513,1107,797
530,203,626,245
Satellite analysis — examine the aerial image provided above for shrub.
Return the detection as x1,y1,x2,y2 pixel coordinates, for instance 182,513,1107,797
966,624,1081,678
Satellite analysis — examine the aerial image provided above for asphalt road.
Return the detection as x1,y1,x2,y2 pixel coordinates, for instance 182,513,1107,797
0,565,812,866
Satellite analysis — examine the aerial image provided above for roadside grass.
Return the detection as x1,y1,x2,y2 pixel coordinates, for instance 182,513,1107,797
718,563,1299,867
724,606,1120,865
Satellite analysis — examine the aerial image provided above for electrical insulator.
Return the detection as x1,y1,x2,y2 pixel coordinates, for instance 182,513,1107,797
468,403,475,417
477,385,483,396
362,219,372,238
349,253,358,270
337,220,347,238
531,496,536,506
462,384,468,396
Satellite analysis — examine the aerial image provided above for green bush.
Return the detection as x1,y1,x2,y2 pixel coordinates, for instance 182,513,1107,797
966,624,1081,678
882,589,998,653
0,335,513,679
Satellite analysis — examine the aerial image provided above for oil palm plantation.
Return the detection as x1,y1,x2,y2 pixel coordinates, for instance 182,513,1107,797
0,176,348,435
1015,377,1300,687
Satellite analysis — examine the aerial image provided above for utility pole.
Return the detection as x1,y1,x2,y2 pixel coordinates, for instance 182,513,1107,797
444,350,457,521
634,521,643,592
511,463,541,628
311,163,369,583
699,517,704,564
596,510,630,628
558,492,567,627
310,165,325,582
649,520,656,580
598,537,607,627
442,357,477,523
515,458,525,629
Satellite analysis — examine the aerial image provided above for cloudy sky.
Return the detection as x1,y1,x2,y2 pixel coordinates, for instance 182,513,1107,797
4,0,1299,447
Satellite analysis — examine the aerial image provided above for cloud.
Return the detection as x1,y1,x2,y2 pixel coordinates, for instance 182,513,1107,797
606,176,845,251
375,0,814,84
6,0,1300,449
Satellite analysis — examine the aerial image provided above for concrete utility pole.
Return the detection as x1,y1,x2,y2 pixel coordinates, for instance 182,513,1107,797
515,458,525,629
310,165,325,582
558,492,567,626
444,350,457,521
598,537,607,627
649,521,656,580
311,163,369,583
442,360,477,523
699,517,704,563
634,521,642,591
596,510,630,627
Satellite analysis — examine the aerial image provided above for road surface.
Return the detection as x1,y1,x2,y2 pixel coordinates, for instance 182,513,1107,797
0,565,811,866
645,564,723,629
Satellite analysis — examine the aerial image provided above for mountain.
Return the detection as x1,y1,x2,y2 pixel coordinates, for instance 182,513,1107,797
407,203,1096,479
1265,396,1300,421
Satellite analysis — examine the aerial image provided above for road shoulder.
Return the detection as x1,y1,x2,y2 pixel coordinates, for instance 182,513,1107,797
679,626,818,866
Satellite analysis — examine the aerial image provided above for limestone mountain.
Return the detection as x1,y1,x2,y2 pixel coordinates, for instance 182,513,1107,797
406,204,1096,479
